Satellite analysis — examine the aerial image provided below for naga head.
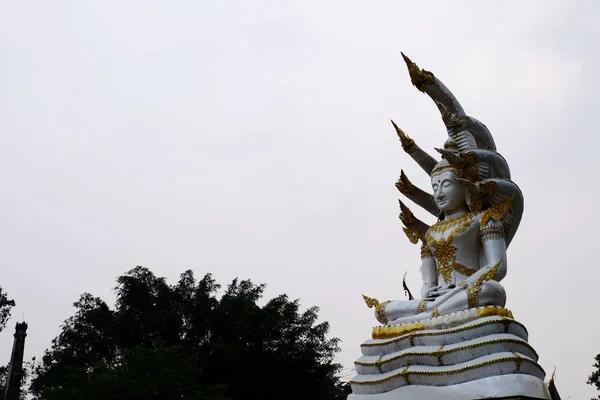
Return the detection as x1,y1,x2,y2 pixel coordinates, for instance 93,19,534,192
394,53,523,246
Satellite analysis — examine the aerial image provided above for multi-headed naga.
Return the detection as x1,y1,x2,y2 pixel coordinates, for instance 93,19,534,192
364,53,523,325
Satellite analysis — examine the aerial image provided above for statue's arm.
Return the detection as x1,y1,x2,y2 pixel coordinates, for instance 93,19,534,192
419,245,438,298
481,219,507,281
464,219,507,285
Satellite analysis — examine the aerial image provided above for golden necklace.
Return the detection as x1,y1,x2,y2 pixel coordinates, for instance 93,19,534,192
426,212,477,283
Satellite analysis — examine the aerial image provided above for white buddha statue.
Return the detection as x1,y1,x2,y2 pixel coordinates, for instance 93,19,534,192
363,54,523,327
350,53,549,400
367,156,512,326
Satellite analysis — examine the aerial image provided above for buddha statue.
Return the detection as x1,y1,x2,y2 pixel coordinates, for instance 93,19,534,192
363,54,523,327
350,53,550,400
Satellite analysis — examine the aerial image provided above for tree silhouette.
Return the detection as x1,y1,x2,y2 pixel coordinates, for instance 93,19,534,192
30,267,346,400
0,287,15,333
589,354,600,400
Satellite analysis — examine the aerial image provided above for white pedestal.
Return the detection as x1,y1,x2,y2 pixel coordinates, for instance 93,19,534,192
348,374,551,400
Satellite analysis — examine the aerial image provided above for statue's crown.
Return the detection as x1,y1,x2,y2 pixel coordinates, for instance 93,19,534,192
430,160,458,177
430,138,460,177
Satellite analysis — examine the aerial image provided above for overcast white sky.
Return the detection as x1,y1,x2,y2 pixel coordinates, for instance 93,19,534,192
1,1,598,398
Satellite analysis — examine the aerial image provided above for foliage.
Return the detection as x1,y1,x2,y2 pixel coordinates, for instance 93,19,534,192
588,354,600,400
0,287,16,333
30,267,345,400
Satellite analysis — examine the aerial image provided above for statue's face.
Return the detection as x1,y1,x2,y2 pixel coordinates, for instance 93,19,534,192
431,170,467,213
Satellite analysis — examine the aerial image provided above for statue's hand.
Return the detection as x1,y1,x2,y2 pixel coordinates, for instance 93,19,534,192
427,283,456,298
423,283,456,299
421,284,437,299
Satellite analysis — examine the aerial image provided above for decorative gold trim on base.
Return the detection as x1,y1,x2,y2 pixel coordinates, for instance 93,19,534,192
354,336,538,369
364,312,523,349
476,306,513,319
370,306,514,340
349,354,541,386
372,321,425,340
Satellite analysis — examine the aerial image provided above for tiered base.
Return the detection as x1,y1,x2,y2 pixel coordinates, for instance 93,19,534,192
349,306,550,400
349,374,551,400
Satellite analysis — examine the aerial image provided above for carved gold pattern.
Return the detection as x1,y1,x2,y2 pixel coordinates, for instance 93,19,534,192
355,334,535,369
513,351,521,371
415,300,428,314
403,227,422,245
400,366,410,384
362,295,389,324
395,170,414,194
369,306,514,340
349,354,539,385
475,307,513,319
399,201,427,245
426,212,477,283
428,212,476,234
391,120,416,152
420,243,433,259
371,321,425,340
441,263,477,279
481,225,505,241
459,179,499,210
435,345,445,366
466,260,502,308
374,355,383,373
480,193,515,228
430,307,440,318
430,164,459,177
401,52,436,92
399,201,416,226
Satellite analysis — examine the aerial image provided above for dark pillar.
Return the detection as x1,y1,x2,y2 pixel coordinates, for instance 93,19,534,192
3,322,27,400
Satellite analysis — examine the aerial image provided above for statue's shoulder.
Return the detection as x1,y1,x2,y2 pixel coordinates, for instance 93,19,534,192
475,211,502,230
478,195,514,229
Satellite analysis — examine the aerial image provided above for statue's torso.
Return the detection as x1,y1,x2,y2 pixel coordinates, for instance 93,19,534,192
426,212,483,285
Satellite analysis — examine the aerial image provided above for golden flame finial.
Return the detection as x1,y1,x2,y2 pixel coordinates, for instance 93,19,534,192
395,170,414,194
398,199,416,226
401,52,435,92
390,120,415,152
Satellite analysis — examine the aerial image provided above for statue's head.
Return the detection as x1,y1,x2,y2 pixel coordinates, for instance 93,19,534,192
430,161,468,215
429,138,469,216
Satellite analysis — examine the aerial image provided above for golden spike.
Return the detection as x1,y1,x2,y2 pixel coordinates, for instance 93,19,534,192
401,52,435,92
398,200,416,226
399,200,426,244
395,170,414,194
362,294,382,311
390,120,415,152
